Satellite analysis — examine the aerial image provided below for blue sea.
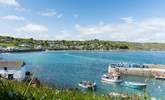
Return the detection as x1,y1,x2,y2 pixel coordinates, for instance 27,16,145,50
1,51,165,99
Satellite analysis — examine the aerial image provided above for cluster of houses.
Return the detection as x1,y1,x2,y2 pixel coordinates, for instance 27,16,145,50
0,36,14,43
0,36,90,51
0,37,44,52
0,46,22,52
0,44,43,53
18,43,43,49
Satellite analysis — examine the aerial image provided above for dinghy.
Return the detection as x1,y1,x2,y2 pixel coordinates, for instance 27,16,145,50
78,81,96,90
125,81,147,89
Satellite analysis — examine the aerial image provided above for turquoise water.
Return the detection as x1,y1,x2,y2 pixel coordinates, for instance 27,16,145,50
1,51,165,99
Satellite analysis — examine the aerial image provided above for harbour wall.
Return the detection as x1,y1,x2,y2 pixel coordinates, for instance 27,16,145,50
108,64,165,77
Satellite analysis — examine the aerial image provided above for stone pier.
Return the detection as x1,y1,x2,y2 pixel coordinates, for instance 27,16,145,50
108,64,165,77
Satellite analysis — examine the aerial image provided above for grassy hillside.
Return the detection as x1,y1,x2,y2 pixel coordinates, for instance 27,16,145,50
0,80,150,100
1,35,165,50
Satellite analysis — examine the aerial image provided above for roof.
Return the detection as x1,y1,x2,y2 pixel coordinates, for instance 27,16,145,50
0,60,25,68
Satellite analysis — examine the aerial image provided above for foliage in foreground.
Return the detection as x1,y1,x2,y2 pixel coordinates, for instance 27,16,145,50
0,80,151,100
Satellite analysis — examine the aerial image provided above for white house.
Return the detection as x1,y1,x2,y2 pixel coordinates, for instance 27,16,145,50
35,45,42,49
0,60,26,80
0,46,5,52
5,47,19,51
19,43,32,48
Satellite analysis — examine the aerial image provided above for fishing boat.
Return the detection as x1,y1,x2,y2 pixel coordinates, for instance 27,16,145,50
125,81,147,89
101,74,122,83
78,81,96,90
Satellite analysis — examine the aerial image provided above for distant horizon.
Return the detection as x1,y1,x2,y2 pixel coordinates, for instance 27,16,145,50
0,0,165,42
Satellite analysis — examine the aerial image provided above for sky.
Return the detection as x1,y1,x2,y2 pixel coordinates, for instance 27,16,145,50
0,0,165,42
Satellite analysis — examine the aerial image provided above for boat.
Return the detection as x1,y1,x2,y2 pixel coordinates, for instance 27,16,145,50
78,81,96,90
154,73,165,80
125,81,147,89
101,74,122,83
155,75,165,80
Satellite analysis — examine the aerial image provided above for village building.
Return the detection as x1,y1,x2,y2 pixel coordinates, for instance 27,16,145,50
19,43,32,48
0,46,5,52
5,46,20,52
34,45,43,49
0,37,13,43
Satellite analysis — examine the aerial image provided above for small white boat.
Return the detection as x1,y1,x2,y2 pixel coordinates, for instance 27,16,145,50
101,74,122,83
125,81,147,89
155,76,165,80
154,74,165,80
78,81,96,90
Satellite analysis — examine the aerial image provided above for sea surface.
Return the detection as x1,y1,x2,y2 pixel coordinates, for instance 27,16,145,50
1,51,165,99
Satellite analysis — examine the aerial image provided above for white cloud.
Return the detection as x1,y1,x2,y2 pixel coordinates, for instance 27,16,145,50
16,23,48,33
0,0,30,12
38,9,63,19
75,17,165,42
75,22,133,35
15,7,31,12
0,15,25,21
121,16,134,23
0,0,19,6
140,18,165,30
51,30,84,40
38,9,57,16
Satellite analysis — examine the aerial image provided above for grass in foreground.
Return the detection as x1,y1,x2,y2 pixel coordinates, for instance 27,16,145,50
0,80,151,100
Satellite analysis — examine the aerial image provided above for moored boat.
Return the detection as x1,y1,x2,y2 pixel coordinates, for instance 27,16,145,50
155,75,165,80
125,81,147,89
78,81,96,90
101,74,122,83
154,72,165,80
